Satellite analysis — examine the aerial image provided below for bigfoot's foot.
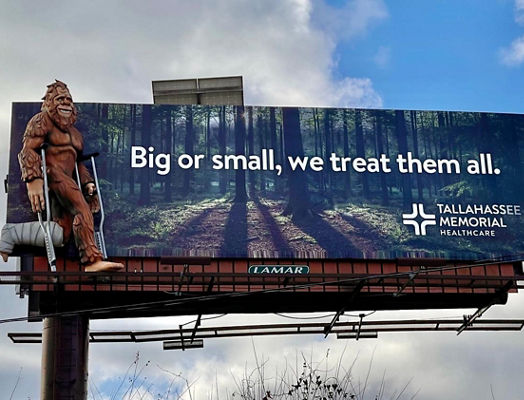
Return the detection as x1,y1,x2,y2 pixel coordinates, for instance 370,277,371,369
84,260,124,273
0,251,8,262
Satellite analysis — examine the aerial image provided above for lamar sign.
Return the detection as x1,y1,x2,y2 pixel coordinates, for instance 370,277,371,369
248,265,310,274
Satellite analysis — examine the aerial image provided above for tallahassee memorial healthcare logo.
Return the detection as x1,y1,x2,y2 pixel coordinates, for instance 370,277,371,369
402,203,437,236
403,203,522,237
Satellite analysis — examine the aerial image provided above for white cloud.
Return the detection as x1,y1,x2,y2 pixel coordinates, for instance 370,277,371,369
500,34,524,66
335,77,383,108
0,0,384,117
501,0,524,66
516,0,524,24
373,45,391,68
313,0,388,41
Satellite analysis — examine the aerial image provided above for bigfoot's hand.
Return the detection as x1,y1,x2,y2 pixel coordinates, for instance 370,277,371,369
26,179,45,213
84,182,100,213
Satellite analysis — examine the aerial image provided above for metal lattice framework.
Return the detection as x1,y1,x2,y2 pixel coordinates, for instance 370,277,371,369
8,318,524,347
1,257,522,344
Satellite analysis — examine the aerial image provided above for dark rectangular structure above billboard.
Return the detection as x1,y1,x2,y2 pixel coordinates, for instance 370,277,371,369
6,103,524,261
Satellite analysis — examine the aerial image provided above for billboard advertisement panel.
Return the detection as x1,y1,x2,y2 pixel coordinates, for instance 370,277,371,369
6,102,524,261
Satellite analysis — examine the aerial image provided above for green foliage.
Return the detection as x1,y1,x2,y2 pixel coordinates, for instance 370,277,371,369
437,181,473,201
338,204,409,244
107,198,230,251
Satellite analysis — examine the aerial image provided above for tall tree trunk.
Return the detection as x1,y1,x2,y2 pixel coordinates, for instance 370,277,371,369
420,113,432,196
395,110,412,209
375,111,388,205
247,107,256,195
313,109,319,157
355,110,369,198
437,112,446,156
437,111,451,186
257,112,266,195
206,106,211,158
478,113,498,200
269,107,279,193
129,104,137,195
269,107,278,157
410,110,424,201
100,104,109,177
116,118,123,192
183,106,194,194
234,106,248,202
431,120,441,195
277,115,285,193
218,106,227,195
447,111,455,159
164,109,173,201
385,124,393,195
342,110,351,196
202,107,211,192
313,109,322,192
109,114,115,183
139,105,152,205
282,108,312,220
324,109,332,190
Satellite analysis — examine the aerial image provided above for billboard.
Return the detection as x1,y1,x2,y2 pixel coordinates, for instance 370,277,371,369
6,102,524,261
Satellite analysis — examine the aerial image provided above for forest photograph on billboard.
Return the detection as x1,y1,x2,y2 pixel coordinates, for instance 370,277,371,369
7,103,524,261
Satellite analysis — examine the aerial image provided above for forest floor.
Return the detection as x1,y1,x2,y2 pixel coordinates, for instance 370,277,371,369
110,196,423,258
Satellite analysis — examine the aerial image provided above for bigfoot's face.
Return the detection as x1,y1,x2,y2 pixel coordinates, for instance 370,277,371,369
53,88,74,119
43,84,78,131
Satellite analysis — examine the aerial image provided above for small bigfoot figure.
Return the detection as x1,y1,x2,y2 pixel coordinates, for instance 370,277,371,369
14,80,123,272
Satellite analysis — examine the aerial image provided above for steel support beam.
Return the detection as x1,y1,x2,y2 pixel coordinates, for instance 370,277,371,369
41,316,89,400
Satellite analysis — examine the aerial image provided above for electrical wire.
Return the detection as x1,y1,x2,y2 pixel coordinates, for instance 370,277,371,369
0,256,521,325
274,313,336,320
344,310,376,318
274,311,377,321
179,313,227,327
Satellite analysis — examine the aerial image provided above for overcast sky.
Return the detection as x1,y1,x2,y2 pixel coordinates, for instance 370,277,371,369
1,1,524,399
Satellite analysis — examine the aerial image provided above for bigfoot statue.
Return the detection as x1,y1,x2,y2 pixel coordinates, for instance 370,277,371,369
6,80,123,272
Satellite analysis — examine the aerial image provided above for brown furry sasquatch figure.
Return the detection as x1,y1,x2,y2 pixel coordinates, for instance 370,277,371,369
17,80,123,272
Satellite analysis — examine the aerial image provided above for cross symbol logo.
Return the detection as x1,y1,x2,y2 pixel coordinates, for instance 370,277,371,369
402,203,437,236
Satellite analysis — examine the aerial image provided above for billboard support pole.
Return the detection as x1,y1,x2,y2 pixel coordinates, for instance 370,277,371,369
41,315,89,400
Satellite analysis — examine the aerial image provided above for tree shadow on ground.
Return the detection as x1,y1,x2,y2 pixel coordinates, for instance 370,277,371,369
339,213,387,247
253,198,293,257
169,203,230,249
294,214,362,258
220,201,248,257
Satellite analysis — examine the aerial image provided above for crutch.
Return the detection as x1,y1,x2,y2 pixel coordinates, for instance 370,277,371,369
38,143,56,272
75,152,107,259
